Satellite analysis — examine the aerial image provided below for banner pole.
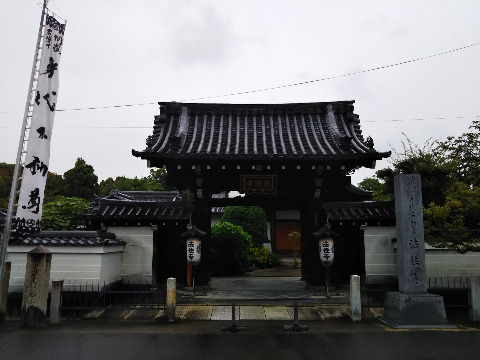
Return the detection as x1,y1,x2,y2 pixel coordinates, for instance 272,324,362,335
0,0,48,284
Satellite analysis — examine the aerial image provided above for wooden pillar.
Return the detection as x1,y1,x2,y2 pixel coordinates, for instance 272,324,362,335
191,193,211,285
301,200,322,285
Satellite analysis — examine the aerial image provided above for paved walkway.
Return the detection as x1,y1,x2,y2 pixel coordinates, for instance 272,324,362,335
81,304,365,321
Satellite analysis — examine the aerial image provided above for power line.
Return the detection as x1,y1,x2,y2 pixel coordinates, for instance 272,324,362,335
178,42,480,103
363,115,480,123
0,115,478,129
1,42,478,114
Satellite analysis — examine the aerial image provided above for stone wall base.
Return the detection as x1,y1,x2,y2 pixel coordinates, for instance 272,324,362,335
377,291,455,329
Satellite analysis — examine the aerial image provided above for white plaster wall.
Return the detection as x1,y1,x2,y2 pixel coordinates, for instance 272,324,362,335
364,226,480,284
364,226,397,284
108,226,153,282
6,245,124,292
424,245,480,279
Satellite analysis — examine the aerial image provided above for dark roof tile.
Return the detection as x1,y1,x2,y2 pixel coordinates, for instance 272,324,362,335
9,231,126,247
324,201,395,225
132,101,391,163
85,190,193,221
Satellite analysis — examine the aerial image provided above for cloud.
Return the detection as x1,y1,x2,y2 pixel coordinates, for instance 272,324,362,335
165,4,239,67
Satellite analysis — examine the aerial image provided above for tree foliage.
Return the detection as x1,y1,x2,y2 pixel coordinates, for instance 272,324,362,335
62,158,98,200
221,206,268,247
434,120,480,188
375,137,454,206
365,123,480,252
210,222,252,275
44,172,66,203
41,196,91,231
357,177,393,201
97,168,168,196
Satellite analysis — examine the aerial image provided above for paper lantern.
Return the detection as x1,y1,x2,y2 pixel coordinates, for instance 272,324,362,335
319,238,334,267
186,238,201,265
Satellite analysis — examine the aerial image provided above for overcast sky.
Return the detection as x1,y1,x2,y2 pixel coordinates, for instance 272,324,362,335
1,1,479,187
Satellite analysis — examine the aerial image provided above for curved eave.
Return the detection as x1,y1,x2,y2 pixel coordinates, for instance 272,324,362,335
132,148,391,162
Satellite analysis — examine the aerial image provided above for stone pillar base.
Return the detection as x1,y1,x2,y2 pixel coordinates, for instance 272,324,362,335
377,291,456,329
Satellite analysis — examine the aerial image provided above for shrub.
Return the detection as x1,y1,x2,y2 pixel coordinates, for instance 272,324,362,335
210,222,252,275
221,206,268,247
269,252,282,267
250,246,271,266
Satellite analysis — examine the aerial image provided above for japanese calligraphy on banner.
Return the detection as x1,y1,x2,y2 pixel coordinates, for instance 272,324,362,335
13,14,66,233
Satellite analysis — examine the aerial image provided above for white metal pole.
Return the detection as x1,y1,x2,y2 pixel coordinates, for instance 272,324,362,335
0,0,48,284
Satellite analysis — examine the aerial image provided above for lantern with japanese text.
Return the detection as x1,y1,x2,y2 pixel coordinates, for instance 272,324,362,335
319,238,334,267
186,238,201,265
182,224,206,287
313,224,338,268
182,224,207,266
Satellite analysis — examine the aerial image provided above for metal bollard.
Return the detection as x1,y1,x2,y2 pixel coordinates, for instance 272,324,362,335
284,301,308,331
222,303,246,332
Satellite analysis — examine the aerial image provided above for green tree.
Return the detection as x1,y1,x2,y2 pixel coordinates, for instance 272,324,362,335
367,126,480,253
41,196,91,230
44,172,65,203
424,182,480,253
221,206,268,247
98,176,149,196
434,120,480,188
375,137,454,206
97,168,168,196
145,168,168,191
62,158,98,200
210,222,252,275
357,177,392,201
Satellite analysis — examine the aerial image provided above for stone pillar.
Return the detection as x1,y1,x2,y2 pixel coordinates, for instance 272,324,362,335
379,175,451,328
21,246,52,327
0,261,11,325
166,277,176,322
469,277,480,322
49,280,63,325
394,174,427,294
350,275,361,322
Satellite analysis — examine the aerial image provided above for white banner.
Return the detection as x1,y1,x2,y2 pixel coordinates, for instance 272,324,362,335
13,14,66,233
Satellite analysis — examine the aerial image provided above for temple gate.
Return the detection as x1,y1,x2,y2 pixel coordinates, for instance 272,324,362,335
132,101,390,285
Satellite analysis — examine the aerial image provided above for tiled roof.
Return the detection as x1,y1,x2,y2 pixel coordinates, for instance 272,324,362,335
103,190,181,202
323,201,395,224
132,101,390,163
9,231,126,247
84,190,193,221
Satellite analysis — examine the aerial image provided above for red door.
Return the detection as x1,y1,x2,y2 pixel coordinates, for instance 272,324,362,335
274,221,301,253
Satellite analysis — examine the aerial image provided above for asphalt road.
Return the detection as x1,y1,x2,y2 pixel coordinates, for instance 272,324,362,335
1,320,479,360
